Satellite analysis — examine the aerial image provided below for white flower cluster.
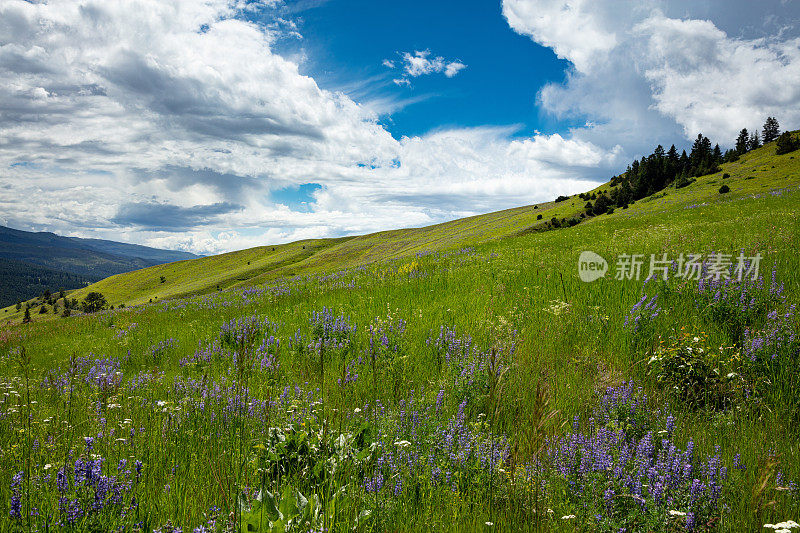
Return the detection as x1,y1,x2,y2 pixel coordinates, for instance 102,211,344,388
765,520,800,533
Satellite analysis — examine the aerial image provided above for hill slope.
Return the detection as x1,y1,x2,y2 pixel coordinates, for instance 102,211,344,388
1,133,799,531
3,136,798,322
0,225,199,307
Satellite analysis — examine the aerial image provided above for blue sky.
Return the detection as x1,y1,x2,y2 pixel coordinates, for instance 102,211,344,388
271,0,573,139
1,0,799,254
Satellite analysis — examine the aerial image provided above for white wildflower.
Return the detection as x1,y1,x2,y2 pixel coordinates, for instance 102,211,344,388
394,440,411,448
669,510,687,516
354,408,361,414
561,514,576,520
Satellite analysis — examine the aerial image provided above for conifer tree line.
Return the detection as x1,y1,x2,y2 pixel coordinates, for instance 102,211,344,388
572,117,798,217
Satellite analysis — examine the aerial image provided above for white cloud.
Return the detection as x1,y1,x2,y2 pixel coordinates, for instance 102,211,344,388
501,0,629,72
0,0,611,254
386,49,468,86
636,14,800,140
444,61,467,78
504,0,800,151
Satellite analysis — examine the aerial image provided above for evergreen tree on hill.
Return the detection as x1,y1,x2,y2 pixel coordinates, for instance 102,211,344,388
776,131,799,155
762,117,780,143
748,130,761,151
736,128,749,155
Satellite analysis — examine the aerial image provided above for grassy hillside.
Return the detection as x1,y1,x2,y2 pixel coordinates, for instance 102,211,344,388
0,138,798,531
3,136,797,323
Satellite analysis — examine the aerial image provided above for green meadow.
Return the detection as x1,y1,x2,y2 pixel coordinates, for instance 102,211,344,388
1,139,799,531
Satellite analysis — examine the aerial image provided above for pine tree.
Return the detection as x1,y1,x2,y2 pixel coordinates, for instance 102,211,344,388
762,117,780,143
748,130,761,151
15,301,21,312
23,308,31,323
713,144,722,164
776,131,799,155
735,128,749,154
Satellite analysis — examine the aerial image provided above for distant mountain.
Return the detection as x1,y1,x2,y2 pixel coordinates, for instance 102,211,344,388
0,225,199,306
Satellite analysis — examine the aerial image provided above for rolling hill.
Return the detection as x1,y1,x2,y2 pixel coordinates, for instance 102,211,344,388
0,225,199,307
1,132,799,531
2,133,798,323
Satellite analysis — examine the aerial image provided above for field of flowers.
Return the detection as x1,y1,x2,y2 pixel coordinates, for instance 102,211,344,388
1,183,800,531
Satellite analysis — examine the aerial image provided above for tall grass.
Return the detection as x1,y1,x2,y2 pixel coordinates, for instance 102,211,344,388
0,182,799,531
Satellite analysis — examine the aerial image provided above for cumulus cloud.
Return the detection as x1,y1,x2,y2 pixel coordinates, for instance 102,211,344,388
0,0,611,254
503,0,800,151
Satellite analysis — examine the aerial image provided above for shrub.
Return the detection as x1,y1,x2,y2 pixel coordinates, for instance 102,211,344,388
776,131,799,155
536,214,542,220
646,330,745,409
554,195,570,203
675,176,696,189
722,173,730,179
81,292,107,313
719,184,730,193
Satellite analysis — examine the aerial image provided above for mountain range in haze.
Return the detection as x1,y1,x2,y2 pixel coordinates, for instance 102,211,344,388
0,225,198,307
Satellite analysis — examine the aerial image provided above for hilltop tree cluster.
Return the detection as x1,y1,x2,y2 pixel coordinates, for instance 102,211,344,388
558,117,794,220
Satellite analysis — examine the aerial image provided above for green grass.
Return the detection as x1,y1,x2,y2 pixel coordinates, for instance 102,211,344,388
0,139,799,531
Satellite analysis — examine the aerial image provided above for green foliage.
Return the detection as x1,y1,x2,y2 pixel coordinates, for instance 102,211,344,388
763,117,780,143
719,184,730,194
0,258,90,308
646,331,744,409
81,291,107,313
240,485,323,532
776,131,799,155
